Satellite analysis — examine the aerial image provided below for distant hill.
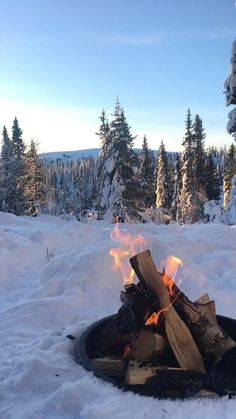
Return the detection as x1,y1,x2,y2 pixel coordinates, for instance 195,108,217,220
41,148,100,162
40,148,165,163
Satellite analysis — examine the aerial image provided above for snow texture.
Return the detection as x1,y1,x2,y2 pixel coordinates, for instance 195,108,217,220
1,213,236,418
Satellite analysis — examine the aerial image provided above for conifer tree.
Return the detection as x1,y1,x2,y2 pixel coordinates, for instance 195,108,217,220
171,153,182,220
224,39,236,141
24,140,46,209
0,126,15,212
223,143,236,207
180,109,199,222
139,135,155,206
155,140,171,210
205,153,221,201
100,100,136,219
225,174,236,225
192,114,206,191
11,117,26,214
96,110,110,209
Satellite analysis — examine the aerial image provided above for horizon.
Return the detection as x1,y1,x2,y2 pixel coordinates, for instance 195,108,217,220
0,1,236,153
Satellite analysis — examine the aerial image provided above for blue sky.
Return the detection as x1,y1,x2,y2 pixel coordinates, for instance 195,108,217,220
0,0,236,152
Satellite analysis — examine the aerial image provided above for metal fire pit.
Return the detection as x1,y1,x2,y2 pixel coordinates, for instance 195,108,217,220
76,314,236,398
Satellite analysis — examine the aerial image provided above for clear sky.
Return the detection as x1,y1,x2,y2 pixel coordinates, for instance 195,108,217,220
0,0,236,152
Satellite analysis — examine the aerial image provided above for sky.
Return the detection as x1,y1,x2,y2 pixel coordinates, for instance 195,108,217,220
0,0,236,153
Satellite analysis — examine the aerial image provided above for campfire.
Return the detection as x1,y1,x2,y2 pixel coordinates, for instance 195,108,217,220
77,224,236,398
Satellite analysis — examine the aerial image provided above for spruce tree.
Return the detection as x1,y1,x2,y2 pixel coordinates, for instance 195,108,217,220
205,153,221,201
11,117,26,214
171,153,182,220
192,114,206,191
180,109,199,223
100,100,136,219
155,140,171,210
139,135,155,206
223,143,236,207
225,174,236,225
0,126,15,212
96,110,110,209
224,39,236,141
25,140,46,209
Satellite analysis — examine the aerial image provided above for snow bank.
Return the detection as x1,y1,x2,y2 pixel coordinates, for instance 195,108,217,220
0,213,236,418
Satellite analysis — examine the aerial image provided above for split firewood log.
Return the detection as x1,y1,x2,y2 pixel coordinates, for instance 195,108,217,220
131,249,236,366
125,329,168,361
130,250,206,373
91,357,125,378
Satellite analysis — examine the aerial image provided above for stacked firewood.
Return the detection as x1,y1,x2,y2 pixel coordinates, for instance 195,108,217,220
92,250,236,398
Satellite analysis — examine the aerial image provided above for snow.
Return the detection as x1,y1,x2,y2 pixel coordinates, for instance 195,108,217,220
1,213,236,418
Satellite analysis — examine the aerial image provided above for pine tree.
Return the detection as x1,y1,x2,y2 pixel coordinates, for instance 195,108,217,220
139,135,155,206
0,126,15,212
192,114,206,191
205,153,221,201
155,140,171,210
225,39,236,141
180,109,199,223
100,100,136,219
225,174,236,225
96,110,110,209
171,153,182,220
223,143,236,207
11,117,26,214
24,140,46,209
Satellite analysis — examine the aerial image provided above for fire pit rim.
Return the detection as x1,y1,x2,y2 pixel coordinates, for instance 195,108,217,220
75,313,236,397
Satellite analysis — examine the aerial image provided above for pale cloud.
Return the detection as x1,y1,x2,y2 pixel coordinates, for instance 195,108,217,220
89,32,162,46
88,28,235,48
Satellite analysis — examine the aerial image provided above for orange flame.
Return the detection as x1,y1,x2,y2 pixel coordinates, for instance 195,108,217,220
109,221,147,284
145,255,184,326
145,304,171,326
162,255,183,295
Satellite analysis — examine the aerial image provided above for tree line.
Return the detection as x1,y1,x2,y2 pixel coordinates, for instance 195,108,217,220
0,105,236,223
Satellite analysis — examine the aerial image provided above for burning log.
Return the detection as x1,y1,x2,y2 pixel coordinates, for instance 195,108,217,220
130,250,206,373
130,250,236,369
166,272,236,365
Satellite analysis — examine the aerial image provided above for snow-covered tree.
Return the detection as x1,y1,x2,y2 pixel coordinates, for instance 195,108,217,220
11,117,26,214
180,109,199,223
100,100,137,220
223,143,236,207
24,140,46,209
192,114,206,191
205,153,221,201
96,110,110,209
225,175,236,225
0,126,15,212
139,135,155,206
155,140,171,210
171,153,182,220
225,39,236,141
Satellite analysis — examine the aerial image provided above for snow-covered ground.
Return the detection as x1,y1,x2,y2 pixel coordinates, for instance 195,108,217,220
1,213,236,418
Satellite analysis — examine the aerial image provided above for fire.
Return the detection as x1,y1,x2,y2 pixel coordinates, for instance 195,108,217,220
109,221,147,284
145,304,171,326
161,255,183,296
145,255,184,326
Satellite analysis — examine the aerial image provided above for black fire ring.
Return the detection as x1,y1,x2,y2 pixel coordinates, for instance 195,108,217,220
75,314,236,398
